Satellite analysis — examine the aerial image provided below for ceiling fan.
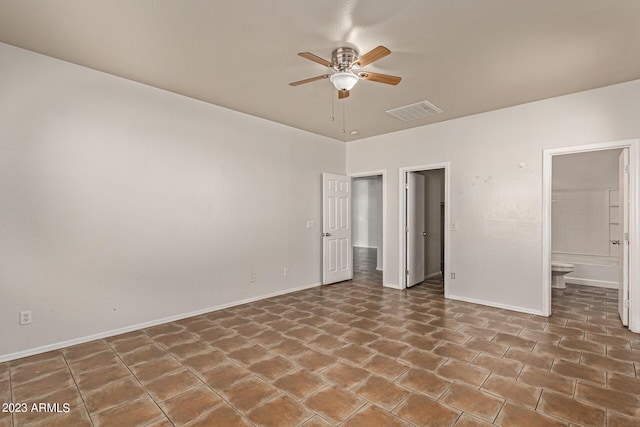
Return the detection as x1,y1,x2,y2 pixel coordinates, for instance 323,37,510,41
289,46,401,99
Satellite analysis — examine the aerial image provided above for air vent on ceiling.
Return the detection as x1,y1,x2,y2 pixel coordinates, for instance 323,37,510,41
385,100,443,121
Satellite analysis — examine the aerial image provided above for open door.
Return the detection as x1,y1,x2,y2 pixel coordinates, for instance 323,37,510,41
407,172,425,287
322,173,352,284
619,148,630,325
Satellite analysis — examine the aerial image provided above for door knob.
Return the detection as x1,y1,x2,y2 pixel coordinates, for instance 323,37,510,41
322,232,331,237
422,232,427,237
611,240,620,245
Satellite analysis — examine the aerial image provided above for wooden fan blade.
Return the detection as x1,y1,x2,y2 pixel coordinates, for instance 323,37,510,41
358,71,401,85
289,75,330,86
338,90,350,99
298,52,334,67
354,46,391,67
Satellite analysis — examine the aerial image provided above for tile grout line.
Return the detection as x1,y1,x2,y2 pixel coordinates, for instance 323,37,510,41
60,352,96,427
8,361,14,427
491,399,507,425
172,349,258,426
10,354,89,427
185,319,348,426
299,382,349,426
104,339,176,427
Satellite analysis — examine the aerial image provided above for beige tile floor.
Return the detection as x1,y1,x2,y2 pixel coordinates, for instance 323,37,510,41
1,247,639,426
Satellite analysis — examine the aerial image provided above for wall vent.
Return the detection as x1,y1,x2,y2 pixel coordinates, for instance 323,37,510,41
386,100,443,121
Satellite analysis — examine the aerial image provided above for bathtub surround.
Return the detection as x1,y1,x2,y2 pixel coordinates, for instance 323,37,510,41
552,189,620,289
553,254,619,289
552,189,611,256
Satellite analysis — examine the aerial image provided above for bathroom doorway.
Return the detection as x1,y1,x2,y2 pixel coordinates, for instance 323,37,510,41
350,171,386,286
399,163,450,292
543,139,639,331
551,149,624,317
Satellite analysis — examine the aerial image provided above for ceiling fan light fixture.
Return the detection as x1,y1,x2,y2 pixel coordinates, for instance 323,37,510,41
290,46,401,102
330,72,359,91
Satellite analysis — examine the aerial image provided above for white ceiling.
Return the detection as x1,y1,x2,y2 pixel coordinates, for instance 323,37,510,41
1,1,640,142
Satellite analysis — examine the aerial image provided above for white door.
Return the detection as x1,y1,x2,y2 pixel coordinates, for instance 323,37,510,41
322,173,352,284
618,148,630,325
407,172,425,287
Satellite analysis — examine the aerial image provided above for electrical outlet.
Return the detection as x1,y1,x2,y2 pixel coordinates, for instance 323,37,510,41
20,310,32,325
283,267,289,276
250,273,256,283
451,273,456,279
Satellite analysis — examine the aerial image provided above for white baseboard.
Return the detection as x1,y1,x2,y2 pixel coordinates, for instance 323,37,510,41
447,294,545,316
0,281,321,363
425,272,441,279
565,277,618,289
383,282,402,290
353,245,378,249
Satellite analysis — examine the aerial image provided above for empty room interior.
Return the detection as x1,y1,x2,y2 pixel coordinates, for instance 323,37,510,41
2,1,640,426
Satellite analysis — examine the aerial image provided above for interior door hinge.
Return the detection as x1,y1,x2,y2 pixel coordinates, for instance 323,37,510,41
624,300,629,309
624,164,630,173
624,232,629,242
406,270,409,276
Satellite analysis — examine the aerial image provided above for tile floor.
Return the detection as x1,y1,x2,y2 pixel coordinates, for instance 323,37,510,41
1,247,639,426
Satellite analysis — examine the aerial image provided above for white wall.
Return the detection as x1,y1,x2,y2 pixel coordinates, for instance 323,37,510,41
0,43,345,360
352,176,383,270
347,79,640,314
352,177,379,248
553,149,621,190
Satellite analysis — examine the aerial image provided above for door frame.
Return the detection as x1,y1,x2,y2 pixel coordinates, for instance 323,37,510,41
619,148,630,326
349,170,387,286
542,138,639,333
399,163,451,292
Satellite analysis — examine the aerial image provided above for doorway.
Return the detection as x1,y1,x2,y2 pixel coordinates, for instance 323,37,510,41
350,171,386,286
543,139,639,332
550,149,626,313
400,163,450,292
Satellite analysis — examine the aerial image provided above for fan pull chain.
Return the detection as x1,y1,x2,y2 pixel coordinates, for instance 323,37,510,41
331,87,335,122
342,98,346,133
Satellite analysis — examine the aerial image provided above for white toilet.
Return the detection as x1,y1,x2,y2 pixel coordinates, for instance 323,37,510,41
551,261,574,289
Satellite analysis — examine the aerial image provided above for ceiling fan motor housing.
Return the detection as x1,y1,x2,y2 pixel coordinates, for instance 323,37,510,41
332,47,359,71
